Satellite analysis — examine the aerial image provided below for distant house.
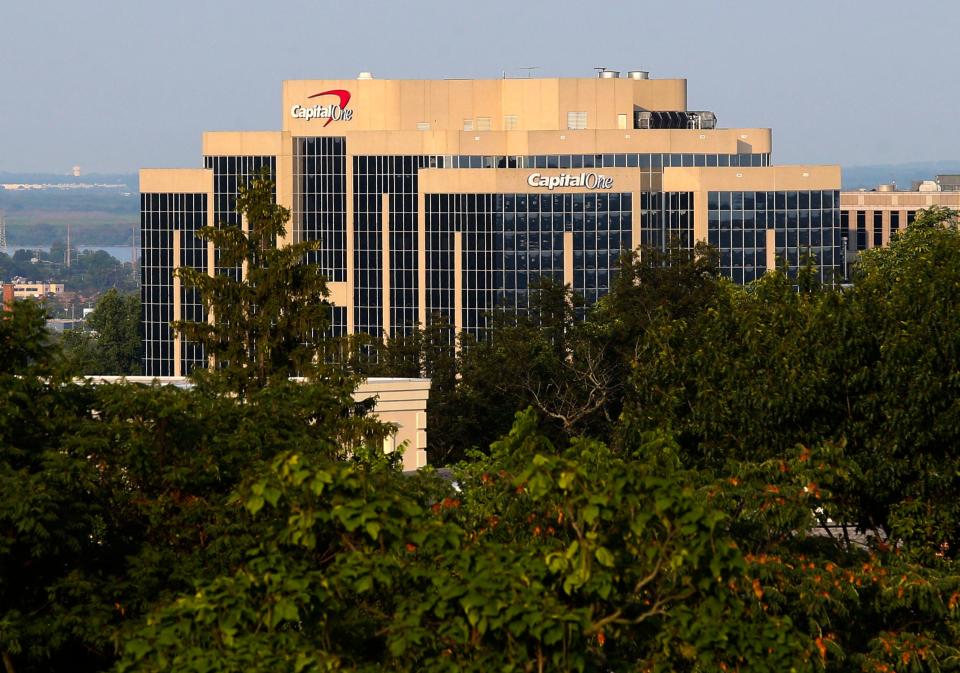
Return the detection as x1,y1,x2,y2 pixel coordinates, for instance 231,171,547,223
13,281,65,299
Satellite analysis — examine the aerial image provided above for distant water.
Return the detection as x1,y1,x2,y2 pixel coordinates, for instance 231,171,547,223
11,245,138,263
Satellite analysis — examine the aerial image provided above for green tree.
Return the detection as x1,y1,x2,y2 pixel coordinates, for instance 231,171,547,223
842,206,960,557
173,169,336,397
61,289,141,375
116,410,810,673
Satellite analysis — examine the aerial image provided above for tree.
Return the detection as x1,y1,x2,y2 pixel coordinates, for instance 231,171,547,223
0,301,109,673
0,171,394,673
173,169,337,397
115,410,811,673
842,206,960,557
60,289,141,375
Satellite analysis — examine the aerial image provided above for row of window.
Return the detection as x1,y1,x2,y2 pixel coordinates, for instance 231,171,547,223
295,138,346,282
353,152,770,172
845,209,915,251
707,191,842,284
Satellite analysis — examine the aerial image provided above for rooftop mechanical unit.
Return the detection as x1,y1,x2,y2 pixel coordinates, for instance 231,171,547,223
634,110,717,130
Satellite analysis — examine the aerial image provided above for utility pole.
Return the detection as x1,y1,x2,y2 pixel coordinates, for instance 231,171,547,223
66,221,72,268
131,224,138,273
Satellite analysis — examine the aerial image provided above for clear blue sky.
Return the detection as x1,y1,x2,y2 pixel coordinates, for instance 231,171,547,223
1,0,957,173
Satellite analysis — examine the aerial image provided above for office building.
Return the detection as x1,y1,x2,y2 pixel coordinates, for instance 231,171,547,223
840,182,960,268
141,70,842,377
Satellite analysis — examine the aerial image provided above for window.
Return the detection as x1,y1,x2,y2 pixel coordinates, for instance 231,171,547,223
462,119,473,131
416,122,430,131
617,114,627,130
856,211,867,250
873,211,883,247
476,117,491,131
891,210,900,233
567,111,587,130
504,115,519,130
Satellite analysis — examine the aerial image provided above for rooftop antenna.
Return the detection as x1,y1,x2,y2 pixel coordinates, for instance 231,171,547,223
519,66,540,78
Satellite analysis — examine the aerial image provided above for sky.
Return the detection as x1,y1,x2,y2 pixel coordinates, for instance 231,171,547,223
1,0,958,174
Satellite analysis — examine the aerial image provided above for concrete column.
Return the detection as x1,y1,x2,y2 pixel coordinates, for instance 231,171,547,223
563,231,574,287
454,231,463,335
765,228,776,272
275,132,294,247
692,191,709,244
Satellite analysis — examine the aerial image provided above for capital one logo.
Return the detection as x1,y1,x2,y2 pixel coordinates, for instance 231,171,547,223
527,172,614,190
290,89,354,127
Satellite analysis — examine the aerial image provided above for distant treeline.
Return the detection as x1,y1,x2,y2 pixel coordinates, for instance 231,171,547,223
0,188,138,216
0,174,139,246
6,222,138,247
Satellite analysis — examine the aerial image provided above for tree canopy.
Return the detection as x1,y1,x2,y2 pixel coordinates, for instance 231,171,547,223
4,207,960,672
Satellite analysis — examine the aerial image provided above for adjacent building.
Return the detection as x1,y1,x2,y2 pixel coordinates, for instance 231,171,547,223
141,70,843,377
840,182,960,272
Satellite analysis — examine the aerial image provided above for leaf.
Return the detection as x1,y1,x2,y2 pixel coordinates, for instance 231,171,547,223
594,546,615,567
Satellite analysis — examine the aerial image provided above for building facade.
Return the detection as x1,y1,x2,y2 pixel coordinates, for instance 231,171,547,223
141,71,842,377
840,183,960,273
12,281,65,299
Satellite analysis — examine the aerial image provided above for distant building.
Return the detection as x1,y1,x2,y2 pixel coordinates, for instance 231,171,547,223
12,281,65,299
936,174,960,192
840,182,960,272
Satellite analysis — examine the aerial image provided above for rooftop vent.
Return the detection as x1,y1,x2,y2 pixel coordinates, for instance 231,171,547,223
599,70,620,79
357,71,374,80
627,70,649,80
634,110,717,130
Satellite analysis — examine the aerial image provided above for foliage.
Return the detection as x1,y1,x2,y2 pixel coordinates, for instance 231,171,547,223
173,169,336,397
0,246,137,295
60,289,142,375
8,204,960,673
116,410,809,673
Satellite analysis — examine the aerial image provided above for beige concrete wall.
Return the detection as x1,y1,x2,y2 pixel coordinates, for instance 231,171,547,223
418,167,644,194
663,165,841,192
283,77,689,135
353,377,431,471
840,191,960,209
140,168,213,193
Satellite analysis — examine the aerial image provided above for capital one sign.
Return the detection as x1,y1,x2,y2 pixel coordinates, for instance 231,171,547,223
526,172,614,190
290,89,354,127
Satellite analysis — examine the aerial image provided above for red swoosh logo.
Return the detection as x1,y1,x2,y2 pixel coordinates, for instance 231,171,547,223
307,89,351,127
